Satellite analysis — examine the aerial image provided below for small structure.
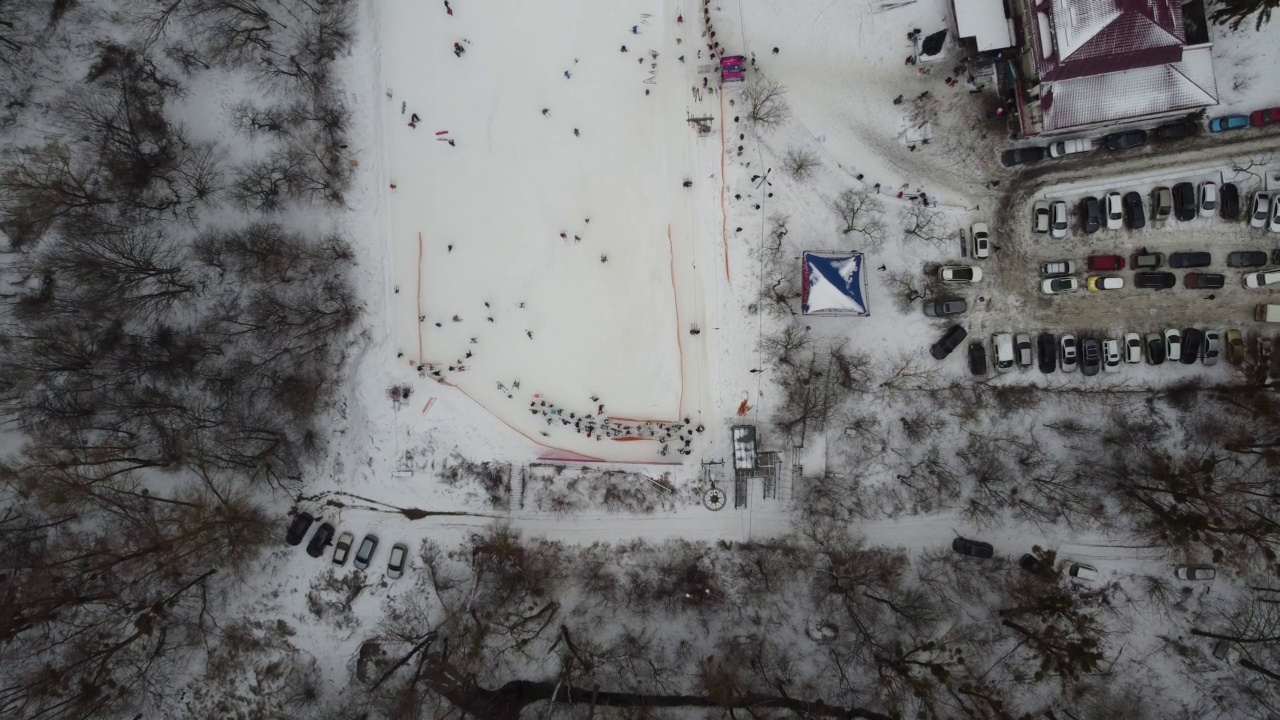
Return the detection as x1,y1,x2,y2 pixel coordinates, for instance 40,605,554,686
801,251,869,316
952,0,1014,53
720,55,746,83
731,425,757,471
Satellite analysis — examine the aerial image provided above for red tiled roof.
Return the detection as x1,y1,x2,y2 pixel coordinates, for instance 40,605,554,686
1029,0,1185,82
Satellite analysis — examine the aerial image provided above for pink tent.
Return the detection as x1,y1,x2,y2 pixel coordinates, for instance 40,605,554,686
720,55,746,83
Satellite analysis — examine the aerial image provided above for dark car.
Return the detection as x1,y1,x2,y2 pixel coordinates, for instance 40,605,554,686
1134,271,1176,289
286,512,315,546
1123,191,1146,229
1273,249,1280,267
1037,333,1056,374
1146,334,1166,365
924,297,967,317
1105,129,1148,150
1019,554,1043,574
1220,183,1241,220
1169,251,1212,268
930,325,968,360
1080,196,1101,234
1181,328,1204,365
1080,337,1101,376
952,537,995,559
1000,147,1045,167
305,522,335,558
1184,272,1225,289
1172,182,1197,221
968,342,987,376
1251,108,1280,127
1155,118,1198,140
1227,251,1268,268
353,533,379,570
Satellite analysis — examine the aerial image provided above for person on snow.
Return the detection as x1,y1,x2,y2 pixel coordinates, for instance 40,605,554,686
453,42,464,57
444,0,452,15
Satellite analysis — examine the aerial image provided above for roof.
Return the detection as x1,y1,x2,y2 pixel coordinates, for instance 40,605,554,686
732,425,757,470
1029,0,1185,82
801,251,868,316
954,0,1014,51
1040,46,1217,131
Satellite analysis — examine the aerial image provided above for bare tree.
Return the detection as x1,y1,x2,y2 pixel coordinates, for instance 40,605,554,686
899,204,953,248
743,73,790,129
882,269,924,313
783,146,820,181
831,187,886,248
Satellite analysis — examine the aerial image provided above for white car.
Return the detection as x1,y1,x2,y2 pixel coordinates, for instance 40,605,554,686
1041,276,1078,294
1176,565,1215,581
1199,181,1217,218
1041,260,1075,275
1244,270,1280,289
386,542,408,579
940,265,983,283
1165,328,1181,362
992,332,1015,372
1203,330,1221,366
1059,333,1078,373
1047,138,1093,158
1123,332,1142,363
1065,562,1099,581
1050,201,1069,239
1102,339,1121,372
971,223,990,258
1033,200,1050,234
1271,200,1280,233
1105,191,1123,230
1252,192,1271,229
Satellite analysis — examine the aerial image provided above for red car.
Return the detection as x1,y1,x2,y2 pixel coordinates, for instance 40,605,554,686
1251,108,1280,127
1087,254,1125,271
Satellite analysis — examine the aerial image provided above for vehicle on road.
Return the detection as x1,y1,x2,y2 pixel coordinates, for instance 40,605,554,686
387,542,408,579
1060,333,1078,373
992,333,1015,372
1041,260,1075,275
353,534,379,570
924,297,967,316
953,537,995,558
1251,107,1280,126
1019,554,1043,574
1102,339,1121,372
1105,129,1148,150
1066,562,1099,581
1033,200,1050,234
1221,183,1241,220
1048,138,1093,157
930,325,968,360
1169,251,1211,268
1251,192,1271,229
306,522,335,558
1015,333,1033,369
968,342,987,375
1123,191,1146,229
1199,181,1217,218
1173,182,1197,221
1132,252,1165,269
1105,191,1123,230
1175,564,1216,580
971,222,991,258
1087,254,1125,270
1080,195,1102,233
1001,147,1045,166
1181,328,1204,364
1087,275,1124,291
1080,337,1101,376
1153,186,1173,222
1184,272,1225,289
1146,333,1166,365
1037,333,1056,373
1227,251,1268,268
286,513,315,546
1165,328,1181,362
1209,115,1250,132
1123,332,1142,363
1244,270,1280,289
1135,271,1175,289
940,265,982,282
332,531,354,566
1226,329,1244,364
1155,119,1198,140
1041,276,1078,294
1051,200,1069,238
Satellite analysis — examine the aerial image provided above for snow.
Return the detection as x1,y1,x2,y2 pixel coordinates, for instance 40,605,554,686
953,0,1015,52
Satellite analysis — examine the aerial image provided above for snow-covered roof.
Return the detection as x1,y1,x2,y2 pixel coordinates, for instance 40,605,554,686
1040,49,1217,131
954,0,1014,51
801,252,868,316
732,425,757,471
1029,0,1185,83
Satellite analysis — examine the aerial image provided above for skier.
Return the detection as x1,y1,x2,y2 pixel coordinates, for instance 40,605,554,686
453,42,464,57
444,0,452,15
542,108,550,117
621,45,628,52
573,128,580,137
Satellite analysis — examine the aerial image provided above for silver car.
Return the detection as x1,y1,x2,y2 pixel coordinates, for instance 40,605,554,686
1059,333,1078,373
386,542,408,579
1202,330,1221,366
1050,201,1069,239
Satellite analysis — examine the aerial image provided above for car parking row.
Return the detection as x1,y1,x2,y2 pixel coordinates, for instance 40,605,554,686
952,536,1215,582
1030,180,1280,239
1036,252,1280,293
286,512,409,578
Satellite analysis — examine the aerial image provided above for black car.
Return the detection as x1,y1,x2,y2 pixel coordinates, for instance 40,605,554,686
306,522,335,558
1080,196,1102,234
930,325,968,360
1019,554,1043,574
1181,328,1204,365
1155,119,1198,141
1105,129,1148,151
1220,183,1241,220
1184,272,1225,289
1080,337,1101,376
1172,182,1197,221
1134,271,1176,289
1272,249,1280,267
1169,251,1211,268
1227,250,1268,268
952,537,995,559
286,512,314,546
1123,191,1146,229
924,297,967,317
1000,147,1045,167
1147,335,1166,365
968,342,987,376
1037,333,1056,373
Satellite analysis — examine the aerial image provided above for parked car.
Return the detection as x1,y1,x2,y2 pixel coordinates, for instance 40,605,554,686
1152,186,1173,222
1181,328,1204,365
1220,183,1241,220
1251,192,1271,229
1123,332,1143,363
1051,200,1069,238
1086,275,1124,291
1060,333,1078,373
1226,329,1244,364
1271,200,1280,233
1185,272,1225,289
1000,147,1045,166
952,537,995,558
1155,118,1198,140
1066,562,1099,581
1273,249,1280,266
1105,129,1147,150
992,333,1015,372
286,512,315,546
1033,200,1050,234
1123,191,1146,229
1175,564,1216,580
1250,107,1280,126
1169,251,1211,268
1041,276,1078,294
1244,270,1280,289
971,223,991,258
1209,115,1250,132
1015,333,1033,369
968,342,987,375
1087,254,1125,271
1080,195,1102,233
332,531,354,566
306,522,335,559
387,542,408,579
1080,337,1101,376
930,325,968,360
1132,252,1165,269
1199,181,1218,218
1104,191,1123,230
1135,272,1175,289
1037,333,1056,374
1227,251,1268,268
924,297,967,317
940,265,983,282
1165,328,1182,362
1172,182,1197,221
1047,138,1093,157
353,533,379,570
1102,339,1121,372
1146,333,1166,365
1019,554,1043,574
1041,260,1076,275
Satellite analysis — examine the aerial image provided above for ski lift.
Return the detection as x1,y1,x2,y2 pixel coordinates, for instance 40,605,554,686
720,55,746,83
